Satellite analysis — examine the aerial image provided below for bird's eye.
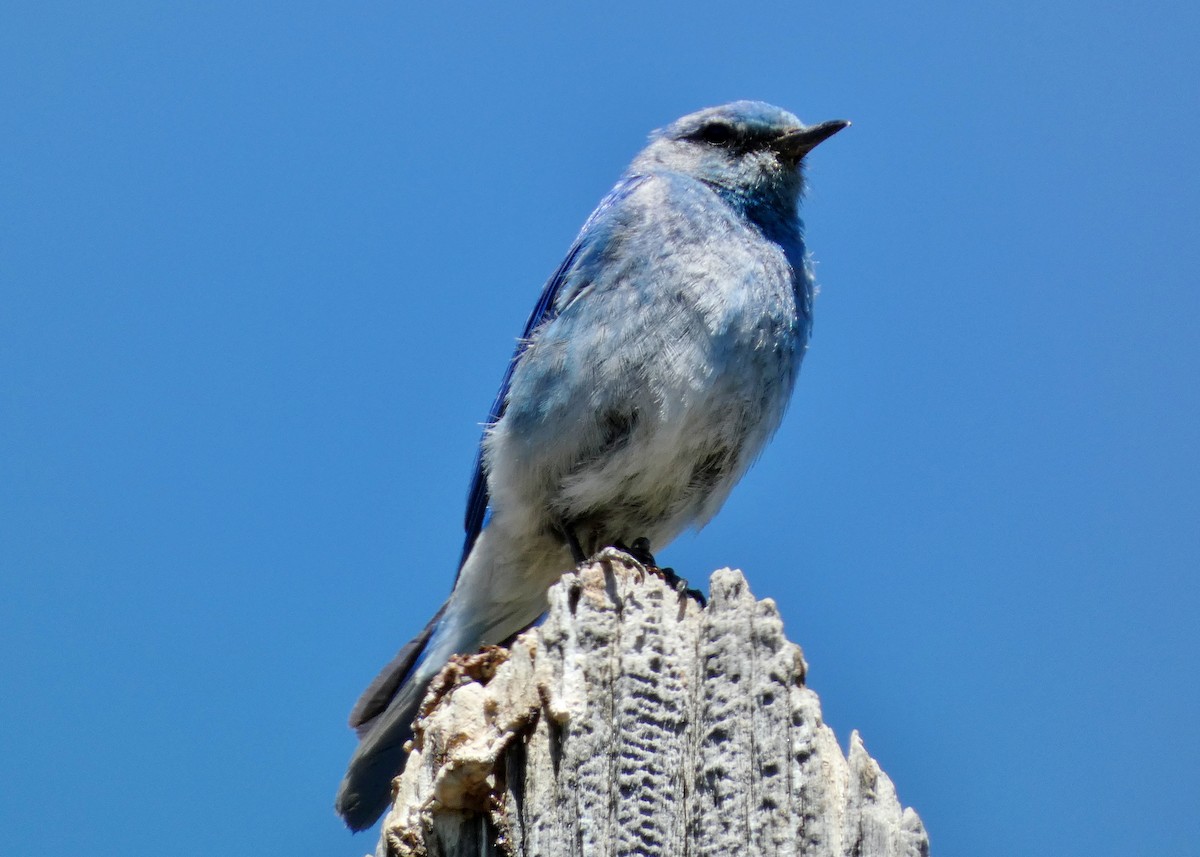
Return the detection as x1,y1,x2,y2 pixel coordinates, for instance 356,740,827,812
695,122,736,147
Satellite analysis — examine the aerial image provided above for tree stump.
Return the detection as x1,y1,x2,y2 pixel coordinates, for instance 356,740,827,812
374,549,928,857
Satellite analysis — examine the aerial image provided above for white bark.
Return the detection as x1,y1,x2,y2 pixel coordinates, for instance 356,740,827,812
376,549,928,857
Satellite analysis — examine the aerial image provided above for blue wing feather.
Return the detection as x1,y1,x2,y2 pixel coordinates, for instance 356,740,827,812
458,175,650,572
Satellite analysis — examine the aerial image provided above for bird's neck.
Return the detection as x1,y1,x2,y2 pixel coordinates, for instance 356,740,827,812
703,180,802,238
725,187,805,257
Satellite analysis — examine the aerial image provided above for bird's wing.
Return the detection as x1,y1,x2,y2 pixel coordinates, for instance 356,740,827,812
458,174,650,574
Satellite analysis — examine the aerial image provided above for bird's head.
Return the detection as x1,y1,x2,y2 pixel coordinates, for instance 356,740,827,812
630,101,849,214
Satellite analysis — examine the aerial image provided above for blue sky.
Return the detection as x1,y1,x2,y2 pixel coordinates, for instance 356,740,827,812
2,2,1198,855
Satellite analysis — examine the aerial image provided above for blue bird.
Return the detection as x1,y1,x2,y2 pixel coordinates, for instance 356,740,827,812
336,101,848,830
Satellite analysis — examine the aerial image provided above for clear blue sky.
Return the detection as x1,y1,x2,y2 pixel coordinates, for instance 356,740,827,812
2,3,1197,855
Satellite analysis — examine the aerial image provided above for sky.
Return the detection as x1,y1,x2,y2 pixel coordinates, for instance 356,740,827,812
2,2,1198,855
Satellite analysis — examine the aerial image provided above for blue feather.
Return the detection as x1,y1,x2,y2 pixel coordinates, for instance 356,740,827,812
458,174,650,570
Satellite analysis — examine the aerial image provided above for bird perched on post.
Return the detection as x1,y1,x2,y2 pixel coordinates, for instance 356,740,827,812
336,100,848,830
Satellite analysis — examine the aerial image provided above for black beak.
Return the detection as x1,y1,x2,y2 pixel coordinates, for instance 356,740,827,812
772,119,851,159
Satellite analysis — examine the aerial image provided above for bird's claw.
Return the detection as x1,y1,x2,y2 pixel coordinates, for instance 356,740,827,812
625,536,657,567
611,538,706,605
656,565,707,606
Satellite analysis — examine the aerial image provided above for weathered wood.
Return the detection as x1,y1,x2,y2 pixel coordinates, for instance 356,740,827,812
376,549,928,857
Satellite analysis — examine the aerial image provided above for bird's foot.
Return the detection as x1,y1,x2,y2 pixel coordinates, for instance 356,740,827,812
611,537,706,606
655,565,707,606
615,536,657,567
558,523,587,565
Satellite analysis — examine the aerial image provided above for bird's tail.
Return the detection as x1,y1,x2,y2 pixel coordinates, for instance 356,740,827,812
335,603,448,831
336,530,554,830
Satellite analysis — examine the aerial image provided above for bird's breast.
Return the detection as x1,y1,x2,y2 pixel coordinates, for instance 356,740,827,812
485,173,810,551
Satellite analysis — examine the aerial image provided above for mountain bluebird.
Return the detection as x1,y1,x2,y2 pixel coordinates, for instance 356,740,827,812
336,101,848,830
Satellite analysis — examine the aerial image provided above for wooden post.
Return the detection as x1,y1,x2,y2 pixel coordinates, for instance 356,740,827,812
375,550,928,857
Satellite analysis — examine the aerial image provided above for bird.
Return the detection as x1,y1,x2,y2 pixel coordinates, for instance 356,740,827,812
335,100,848,830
